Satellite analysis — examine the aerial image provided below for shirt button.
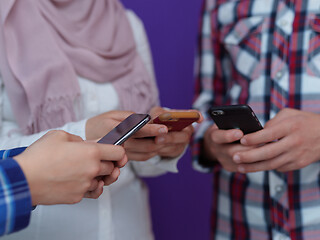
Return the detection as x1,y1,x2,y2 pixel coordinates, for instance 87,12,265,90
279,235,288,240
275,185,284,193
280,19,288,27
276,71,283,79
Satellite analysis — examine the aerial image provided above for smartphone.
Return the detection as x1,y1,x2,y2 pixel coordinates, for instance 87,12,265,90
152,111,200,131
98,114,151,145
208,105,263,134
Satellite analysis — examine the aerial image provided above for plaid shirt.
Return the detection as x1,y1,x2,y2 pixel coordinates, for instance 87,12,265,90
193,0,320,239
0,147,31,236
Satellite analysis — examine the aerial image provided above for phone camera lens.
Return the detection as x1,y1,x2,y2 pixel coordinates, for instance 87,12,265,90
212,110,224,116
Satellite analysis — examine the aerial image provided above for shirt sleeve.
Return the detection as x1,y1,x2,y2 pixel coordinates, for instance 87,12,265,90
192,0,229,173
0,119,87,149
0,147,27,159
0,158,32,236
130,150,183,177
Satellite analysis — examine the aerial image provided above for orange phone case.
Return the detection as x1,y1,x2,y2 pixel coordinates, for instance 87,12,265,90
152,112,200,131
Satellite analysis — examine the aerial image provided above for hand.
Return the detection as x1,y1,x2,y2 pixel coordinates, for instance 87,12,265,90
123,124,191,160
122,106,169,161
122,121,169,161
85,111,134,140
152,107,202,158
124,107,202,161
233,108,320,173
204,124,255,172
155,124,194,158
14,130,126,206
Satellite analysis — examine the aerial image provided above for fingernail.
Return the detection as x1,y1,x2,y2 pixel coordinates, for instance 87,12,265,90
241,138,247,145
238,166,245,173
157,137,165,143
159,128,167,134
234,132,242,139
233,154,241,163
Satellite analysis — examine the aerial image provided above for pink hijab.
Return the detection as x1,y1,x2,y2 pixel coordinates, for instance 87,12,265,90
0,0,158,134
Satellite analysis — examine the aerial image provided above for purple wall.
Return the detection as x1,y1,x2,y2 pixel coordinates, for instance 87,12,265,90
121,1,212,239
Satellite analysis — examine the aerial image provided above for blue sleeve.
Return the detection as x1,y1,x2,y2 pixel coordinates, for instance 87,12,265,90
0,147,27,160
0,158,32,236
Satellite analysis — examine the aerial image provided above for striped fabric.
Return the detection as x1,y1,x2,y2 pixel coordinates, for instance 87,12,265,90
0,147,31,236
193,0,320,239
0,148,27,160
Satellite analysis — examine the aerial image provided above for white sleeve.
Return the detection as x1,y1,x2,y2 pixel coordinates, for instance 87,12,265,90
130,149,187,177
0,119,87,149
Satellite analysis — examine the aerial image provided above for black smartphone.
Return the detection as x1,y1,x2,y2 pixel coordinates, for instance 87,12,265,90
208,105,263,134
98,114,151,145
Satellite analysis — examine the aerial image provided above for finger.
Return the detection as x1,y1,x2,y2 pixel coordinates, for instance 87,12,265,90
84,180,104,199
115,155,128,168
222,144,256,157
124,138,164,153
88,179,99,191
178,125,194,136
276,155,310,172
240,124,289,146
237,153,289,173
265,108,299,127
158,144,185,158
95,144,126,161
132,124,168,138
66,133,85,142
211,124,218,130
276,163,293,172
186,125,194,134
276,162,298,172
233,138,291,163
209,125,244,144
98,161,115,176
196,111,204,123
149,106,167,118
103,167,120,186
88,178,99,191
155,130,191,145
126,151,158,161
168,124,194,136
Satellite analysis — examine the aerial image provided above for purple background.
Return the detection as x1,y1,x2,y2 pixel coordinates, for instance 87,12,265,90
121,1,212,239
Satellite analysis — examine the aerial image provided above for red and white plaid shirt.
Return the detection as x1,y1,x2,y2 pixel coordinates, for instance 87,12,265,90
193,0,320,239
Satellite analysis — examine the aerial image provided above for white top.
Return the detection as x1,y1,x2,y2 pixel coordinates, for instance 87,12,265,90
1,10,179,240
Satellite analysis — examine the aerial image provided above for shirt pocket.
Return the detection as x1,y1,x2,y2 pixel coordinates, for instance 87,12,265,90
307,16,320,77
221,16,264,81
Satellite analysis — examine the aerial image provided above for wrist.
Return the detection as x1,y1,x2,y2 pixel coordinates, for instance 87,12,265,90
196,137,220,169
14,155,41,205
203,131,218,162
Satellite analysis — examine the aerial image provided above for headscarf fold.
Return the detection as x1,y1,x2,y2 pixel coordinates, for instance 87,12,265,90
0,0,158,134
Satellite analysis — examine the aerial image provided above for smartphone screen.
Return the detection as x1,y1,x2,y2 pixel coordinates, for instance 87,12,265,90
98,114,151,145
209,105,263,134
